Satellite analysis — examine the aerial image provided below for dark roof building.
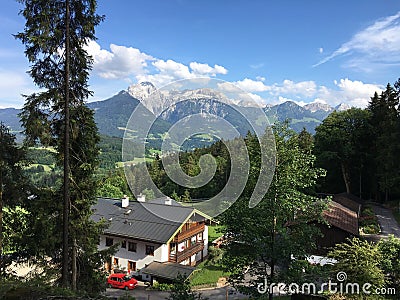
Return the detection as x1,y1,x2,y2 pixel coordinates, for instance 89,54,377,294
332,193,363,216
92,197,209,244
93,197,211,279
323,201,359,236
141,261,196,282
315,200,359,254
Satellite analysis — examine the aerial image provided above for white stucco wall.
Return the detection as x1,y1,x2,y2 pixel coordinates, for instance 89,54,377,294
99,235,165,271
98,223,209,272
203,225,209,258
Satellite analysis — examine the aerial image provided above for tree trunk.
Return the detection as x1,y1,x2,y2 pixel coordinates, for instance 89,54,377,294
62,0,71,288
341,162,351,194
0,189,3,276
72,238,77,291
0,188,3,256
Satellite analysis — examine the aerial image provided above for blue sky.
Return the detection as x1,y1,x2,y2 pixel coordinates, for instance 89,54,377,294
1,0,400,108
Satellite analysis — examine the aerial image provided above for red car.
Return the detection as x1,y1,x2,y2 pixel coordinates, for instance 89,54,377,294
107,273,138,290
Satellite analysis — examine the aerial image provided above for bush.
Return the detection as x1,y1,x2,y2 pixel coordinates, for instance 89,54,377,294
150,282,174,291
207,246,222,264
362,224,380,234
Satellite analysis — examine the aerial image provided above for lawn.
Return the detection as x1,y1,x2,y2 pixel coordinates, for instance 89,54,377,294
208,225,225,242
190,260,229,287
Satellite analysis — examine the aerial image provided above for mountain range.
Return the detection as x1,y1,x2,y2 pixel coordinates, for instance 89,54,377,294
0,82,350,146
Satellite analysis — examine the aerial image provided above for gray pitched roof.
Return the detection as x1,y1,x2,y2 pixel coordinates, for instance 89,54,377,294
92,198,199,244
141,261,196,280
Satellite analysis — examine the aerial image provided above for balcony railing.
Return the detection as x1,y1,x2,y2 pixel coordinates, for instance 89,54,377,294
173,223,205,243
169,242,204,263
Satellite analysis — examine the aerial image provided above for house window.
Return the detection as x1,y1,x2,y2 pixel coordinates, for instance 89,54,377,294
146,245,155,256
170,243,177,254
113,257,119,266
128,261,136,272
105,237,113,246
121,240,126,248
128,242,137,252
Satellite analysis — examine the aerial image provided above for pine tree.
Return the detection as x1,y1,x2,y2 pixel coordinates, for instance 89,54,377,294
0,123,28,271
16,0,104,289
368,82,400,201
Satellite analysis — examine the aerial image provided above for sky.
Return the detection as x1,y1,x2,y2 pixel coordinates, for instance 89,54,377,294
1,0,400,109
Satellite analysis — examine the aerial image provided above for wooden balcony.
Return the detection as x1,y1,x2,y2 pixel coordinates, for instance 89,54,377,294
173,223,205,243
169,242,204,263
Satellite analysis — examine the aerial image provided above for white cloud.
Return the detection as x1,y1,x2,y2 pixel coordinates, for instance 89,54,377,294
0,70,36,108
234,78,270,92
319,47,324,54
314,11,400,71
82,41,381,109
315,78,382,107
85,40,153,79
85,41,228,86
250,63,264,69
256,76,266,82
269,80,317,98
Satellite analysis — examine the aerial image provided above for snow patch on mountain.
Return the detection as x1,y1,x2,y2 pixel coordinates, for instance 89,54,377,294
335,103,351,111
304,101,333,113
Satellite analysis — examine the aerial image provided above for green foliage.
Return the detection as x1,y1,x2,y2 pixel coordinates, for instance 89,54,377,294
0,277,101,300
377,235,400,289
220,123,326,296
166,274,208,300
359,206,380,234
368,80,400,201
26,147,55,165
207,225,224,242
314,108,372,195
16,0,108,293
2,206,30,254
190,259,228,287
141,188,155,200
97,168,132,199
328,238,385,293
0,122,29,268
150,282,174,291
98,135,123,170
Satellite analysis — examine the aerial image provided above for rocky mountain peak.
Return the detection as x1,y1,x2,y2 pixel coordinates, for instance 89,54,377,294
304,101,333,113
335,103,351,111
127,81,157,100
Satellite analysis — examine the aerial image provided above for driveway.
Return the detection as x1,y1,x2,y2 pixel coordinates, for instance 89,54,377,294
105,284,248,299
366,204,400,242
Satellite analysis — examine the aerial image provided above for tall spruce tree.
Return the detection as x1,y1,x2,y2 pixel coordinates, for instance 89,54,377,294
16,0,103,289
0,123,28,269
314,108,372,196
368,82,400,201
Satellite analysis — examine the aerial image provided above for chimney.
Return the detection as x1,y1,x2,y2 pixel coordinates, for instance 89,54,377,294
137,194,146,202
121,195,129,208
165,197,172,205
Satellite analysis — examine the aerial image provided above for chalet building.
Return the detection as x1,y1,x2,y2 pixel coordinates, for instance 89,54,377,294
92,196,211,281
316,200,359,254
332,193,363,217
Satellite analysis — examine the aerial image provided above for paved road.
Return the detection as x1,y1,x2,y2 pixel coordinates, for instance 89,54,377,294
367,204,400,242
105,284,248,299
